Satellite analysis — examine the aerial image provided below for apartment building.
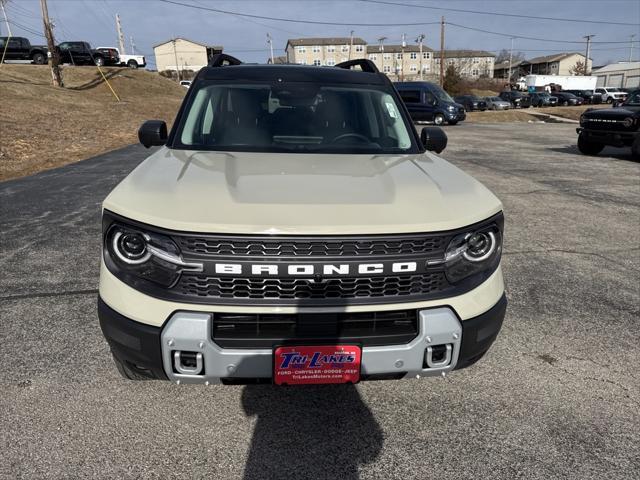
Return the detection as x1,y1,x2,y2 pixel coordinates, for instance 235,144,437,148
153,37,223,73
519,52,592,76
366,44,434,81
283,38,494,80
435,50,495,78
285,37,367,66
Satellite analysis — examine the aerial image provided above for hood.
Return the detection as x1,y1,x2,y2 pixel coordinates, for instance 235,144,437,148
583,106,640,119
103,149,502,235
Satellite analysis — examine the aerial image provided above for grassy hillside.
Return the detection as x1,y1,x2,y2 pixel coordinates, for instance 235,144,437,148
0,65,185,181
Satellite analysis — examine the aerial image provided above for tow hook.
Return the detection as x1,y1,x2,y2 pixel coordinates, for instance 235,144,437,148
425,344,453,368
173,351,204,375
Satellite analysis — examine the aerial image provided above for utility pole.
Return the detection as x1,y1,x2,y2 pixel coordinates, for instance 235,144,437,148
400,33,406,82
508,37,514,83
416,34,425,81
40,0,63,87
130,36,136,55
171,38,180,81
267,33,274,64
1,0,12,37
630,34,636,62
116,14,126,54
378,36,386,75
439,16,445,86
583,34,594,75
349,30,354,61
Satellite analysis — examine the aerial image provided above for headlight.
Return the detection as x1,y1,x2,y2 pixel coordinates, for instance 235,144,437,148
103,215,202,288
622,117,634,128
579,114,587,126
443,222,502,284
448,105,456,111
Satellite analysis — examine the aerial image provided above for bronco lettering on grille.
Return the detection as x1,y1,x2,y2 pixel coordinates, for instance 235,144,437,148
213,262,418,276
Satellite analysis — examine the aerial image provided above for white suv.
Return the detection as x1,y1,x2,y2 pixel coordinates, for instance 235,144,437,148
98,55,507,385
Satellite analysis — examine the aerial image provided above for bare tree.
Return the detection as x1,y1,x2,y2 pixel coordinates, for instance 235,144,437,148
569,60,587,76
495,49,525,64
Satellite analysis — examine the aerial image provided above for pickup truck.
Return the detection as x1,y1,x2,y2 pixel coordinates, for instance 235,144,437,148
577,89,640,158
56,41,109,66
97,46,147,69
98,56,507,385
0,36,48,64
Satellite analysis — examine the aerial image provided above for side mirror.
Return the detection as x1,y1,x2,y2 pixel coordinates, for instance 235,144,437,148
138,120,167,148
421,127,447,154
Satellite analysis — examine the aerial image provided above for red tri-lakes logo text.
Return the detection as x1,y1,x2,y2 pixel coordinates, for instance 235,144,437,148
278,350,357,369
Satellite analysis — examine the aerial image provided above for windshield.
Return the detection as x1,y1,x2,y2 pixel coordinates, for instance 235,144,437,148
173,81,416,154
433,87,455,103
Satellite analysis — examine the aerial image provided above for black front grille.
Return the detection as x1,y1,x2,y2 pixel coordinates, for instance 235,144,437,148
212,309,419,348
175,235,445,257
176,272,448,302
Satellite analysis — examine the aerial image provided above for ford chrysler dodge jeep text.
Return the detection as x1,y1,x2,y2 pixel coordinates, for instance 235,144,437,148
98,55,507,385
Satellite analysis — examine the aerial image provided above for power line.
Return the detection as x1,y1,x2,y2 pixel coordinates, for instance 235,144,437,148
360,0,640,26
446,22,640,44
8,19,45,38
156,0,441,26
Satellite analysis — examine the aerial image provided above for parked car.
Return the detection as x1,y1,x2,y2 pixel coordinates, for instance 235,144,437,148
95,47,121,66
56,41,106,66
529,92,558,107
0,36,47,64
498,90,531,108
484,96,511,110
564,89,602,105
577,89,639,158
395,81,466,125
552,92,583,106
99,55,507,384
179,80,192,89
97,46,147,69
595,87,627,104
453,95,488,112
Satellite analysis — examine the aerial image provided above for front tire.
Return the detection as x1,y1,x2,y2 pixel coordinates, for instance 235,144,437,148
32,52,45,65
127,59,139,69
577,134,605,156
433,113,445,126
606,97,613,104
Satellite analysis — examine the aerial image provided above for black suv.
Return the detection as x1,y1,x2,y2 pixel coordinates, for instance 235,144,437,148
577,89,639,158
498,91,531,109
564,89,602,105
529,92,558,107
453,95,487,112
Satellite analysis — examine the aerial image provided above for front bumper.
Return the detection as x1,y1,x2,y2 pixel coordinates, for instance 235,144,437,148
577,127,639,147
98,294,507,384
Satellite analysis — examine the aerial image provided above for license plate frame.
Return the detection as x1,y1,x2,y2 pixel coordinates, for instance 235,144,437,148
272,344,362,386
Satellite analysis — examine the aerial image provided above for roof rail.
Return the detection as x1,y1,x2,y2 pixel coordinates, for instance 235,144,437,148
208,53,242,67
335,59,379,73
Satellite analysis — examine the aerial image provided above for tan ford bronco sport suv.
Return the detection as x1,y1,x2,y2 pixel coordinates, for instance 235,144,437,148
98,55,507,385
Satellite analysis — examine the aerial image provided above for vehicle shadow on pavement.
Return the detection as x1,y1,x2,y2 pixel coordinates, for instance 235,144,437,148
547,145,636,161
241,384,383,479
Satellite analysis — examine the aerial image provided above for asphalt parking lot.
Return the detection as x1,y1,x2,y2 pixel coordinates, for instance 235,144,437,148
1,122,638,479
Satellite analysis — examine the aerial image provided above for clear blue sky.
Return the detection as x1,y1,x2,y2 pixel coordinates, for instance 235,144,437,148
3,0,639,69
